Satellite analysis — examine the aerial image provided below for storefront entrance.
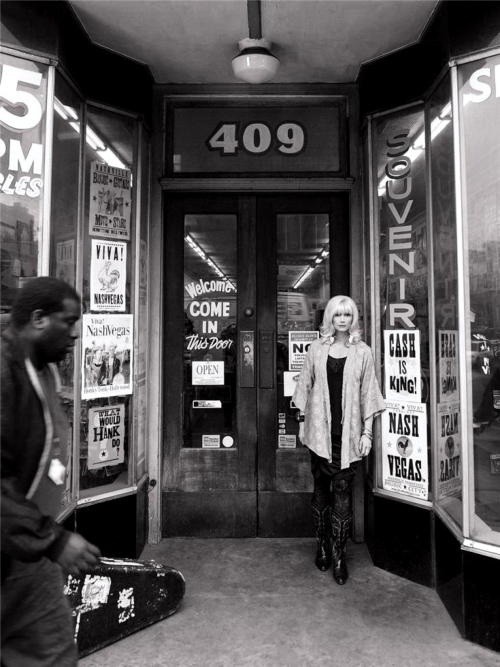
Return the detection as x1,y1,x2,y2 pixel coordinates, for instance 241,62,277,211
163,193,349,536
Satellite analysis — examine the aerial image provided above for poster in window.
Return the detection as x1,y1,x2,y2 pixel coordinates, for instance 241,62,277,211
81,314,133,399
192,360,224,385
288,331,319,371
87,404,125,469
437,401,461,498
381,399,428,500
438,330,458,403
384,329,421,402
55,239,75,287
90,240,126,312
88,161,131,240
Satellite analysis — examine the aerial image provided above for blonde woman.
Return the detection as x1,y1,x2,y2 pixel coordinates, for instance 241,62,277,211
293,295,385,584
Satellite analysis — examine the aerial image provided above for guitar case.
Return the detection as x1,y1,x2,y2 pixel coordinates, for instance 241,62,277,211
64,557,185,657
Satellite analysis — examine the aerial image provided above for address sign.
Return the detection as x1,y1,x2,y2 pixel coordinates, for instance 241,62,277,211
170,104,344,175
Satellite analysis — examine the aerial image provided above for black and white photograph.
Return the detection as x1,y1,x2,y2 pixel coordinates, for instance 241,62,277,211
1,1,500,665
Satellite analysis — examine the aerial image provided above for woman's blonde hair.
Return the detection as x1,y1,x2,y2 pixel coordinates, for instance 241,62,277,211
319,295,361,343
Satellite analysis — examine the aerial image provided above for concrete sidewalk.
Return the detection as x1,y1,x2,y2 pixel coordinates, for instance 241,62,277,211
80,538,499,667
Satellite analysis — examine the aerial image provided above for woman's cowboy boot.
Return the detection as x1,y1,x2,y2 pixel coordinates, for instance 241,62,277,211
311,502,332,571
331,479,352,585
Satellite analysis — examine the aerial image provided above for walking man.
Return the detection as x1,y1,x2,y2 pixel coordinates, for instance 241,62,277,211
1,277,101,666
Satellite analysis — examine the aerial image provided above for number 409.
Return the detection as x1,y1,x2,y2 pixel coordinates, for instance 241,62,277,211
207,121,305,156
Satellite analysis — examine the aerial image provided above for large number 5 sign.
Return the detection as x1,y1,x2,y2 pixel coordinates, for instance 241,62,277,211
0,64,43,131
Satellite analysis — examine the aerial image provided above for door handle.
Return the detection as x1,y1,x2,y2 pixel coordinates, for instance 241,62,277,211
239,330,255,387
259,330,274,388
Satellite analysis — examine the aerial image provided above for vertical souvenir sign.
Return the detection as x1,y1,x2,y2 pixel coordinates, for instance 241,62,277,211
374,106,429,500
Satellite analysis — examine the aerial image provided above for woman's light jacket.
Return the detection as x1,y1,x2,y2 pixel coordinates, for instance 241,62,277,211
293,337,385,469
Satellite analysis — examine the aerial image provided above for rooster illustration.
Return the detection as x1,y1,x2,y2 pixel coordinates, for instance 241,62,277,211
97,261,120,292
397,437,411,457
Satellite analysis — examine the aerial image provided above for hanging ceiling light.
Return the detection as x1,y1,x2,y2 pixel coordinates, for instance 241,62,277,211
232,0,279,84
232,37,279,84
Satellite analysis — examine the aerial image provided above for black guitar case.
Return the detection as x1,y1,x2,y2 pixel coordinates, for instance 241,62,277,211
64,557,185,657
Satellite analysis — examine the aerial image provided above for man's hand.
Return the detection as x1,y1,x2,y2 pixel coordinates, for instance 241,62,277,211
56,533,101,575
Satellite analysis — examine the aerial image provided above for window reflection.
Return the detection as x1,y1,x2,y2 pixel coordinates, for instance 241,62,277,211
276,213,329,449
460,54,500,542
429,76,463,526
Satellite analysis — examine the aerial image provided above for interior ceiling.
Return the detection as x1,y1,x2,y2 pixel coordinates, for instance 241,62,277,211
70,0,438,85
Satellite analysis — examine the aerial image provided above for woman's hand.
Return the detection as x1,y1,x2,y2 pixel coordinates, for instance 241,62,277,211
298,422,305,443
358,434,372,457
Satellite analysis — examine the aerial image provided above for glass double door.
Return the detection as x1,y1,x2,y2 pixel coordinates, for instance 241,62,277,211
163,193,349,536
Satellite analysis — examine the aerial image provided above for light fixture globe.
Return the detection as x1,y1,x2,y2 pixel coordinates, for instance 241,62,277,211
232,38,279,84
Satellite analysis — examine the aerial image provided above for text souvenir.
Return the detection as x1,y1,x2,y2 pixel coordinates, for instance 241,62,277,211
374,106,430,500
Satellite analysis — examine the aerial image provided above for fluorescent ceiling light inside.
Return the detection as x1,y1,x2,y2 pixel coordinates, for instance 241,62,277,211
97,147,127,170
184,234,236,290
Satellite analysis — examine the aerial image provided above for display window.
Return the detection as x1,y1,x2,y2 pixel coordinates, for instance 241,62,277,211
368,51,500,555
49,72,84,514
370,106,431,503
457,52,500,547
427,74,462,529
2,53,151,514
79,105,137,499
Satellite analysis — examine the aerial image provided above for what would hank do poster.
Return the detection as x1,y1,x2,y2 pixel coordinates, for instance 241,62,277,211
87,404,125,470
384,329,421,402
89,161,131,240
82,314,133,400
90,239,127,312
381,399,428,500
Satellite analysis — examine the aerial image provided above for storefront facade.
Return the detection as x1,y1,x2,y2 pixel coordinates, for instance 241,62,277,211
1,0,499,652
1,2,154,556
